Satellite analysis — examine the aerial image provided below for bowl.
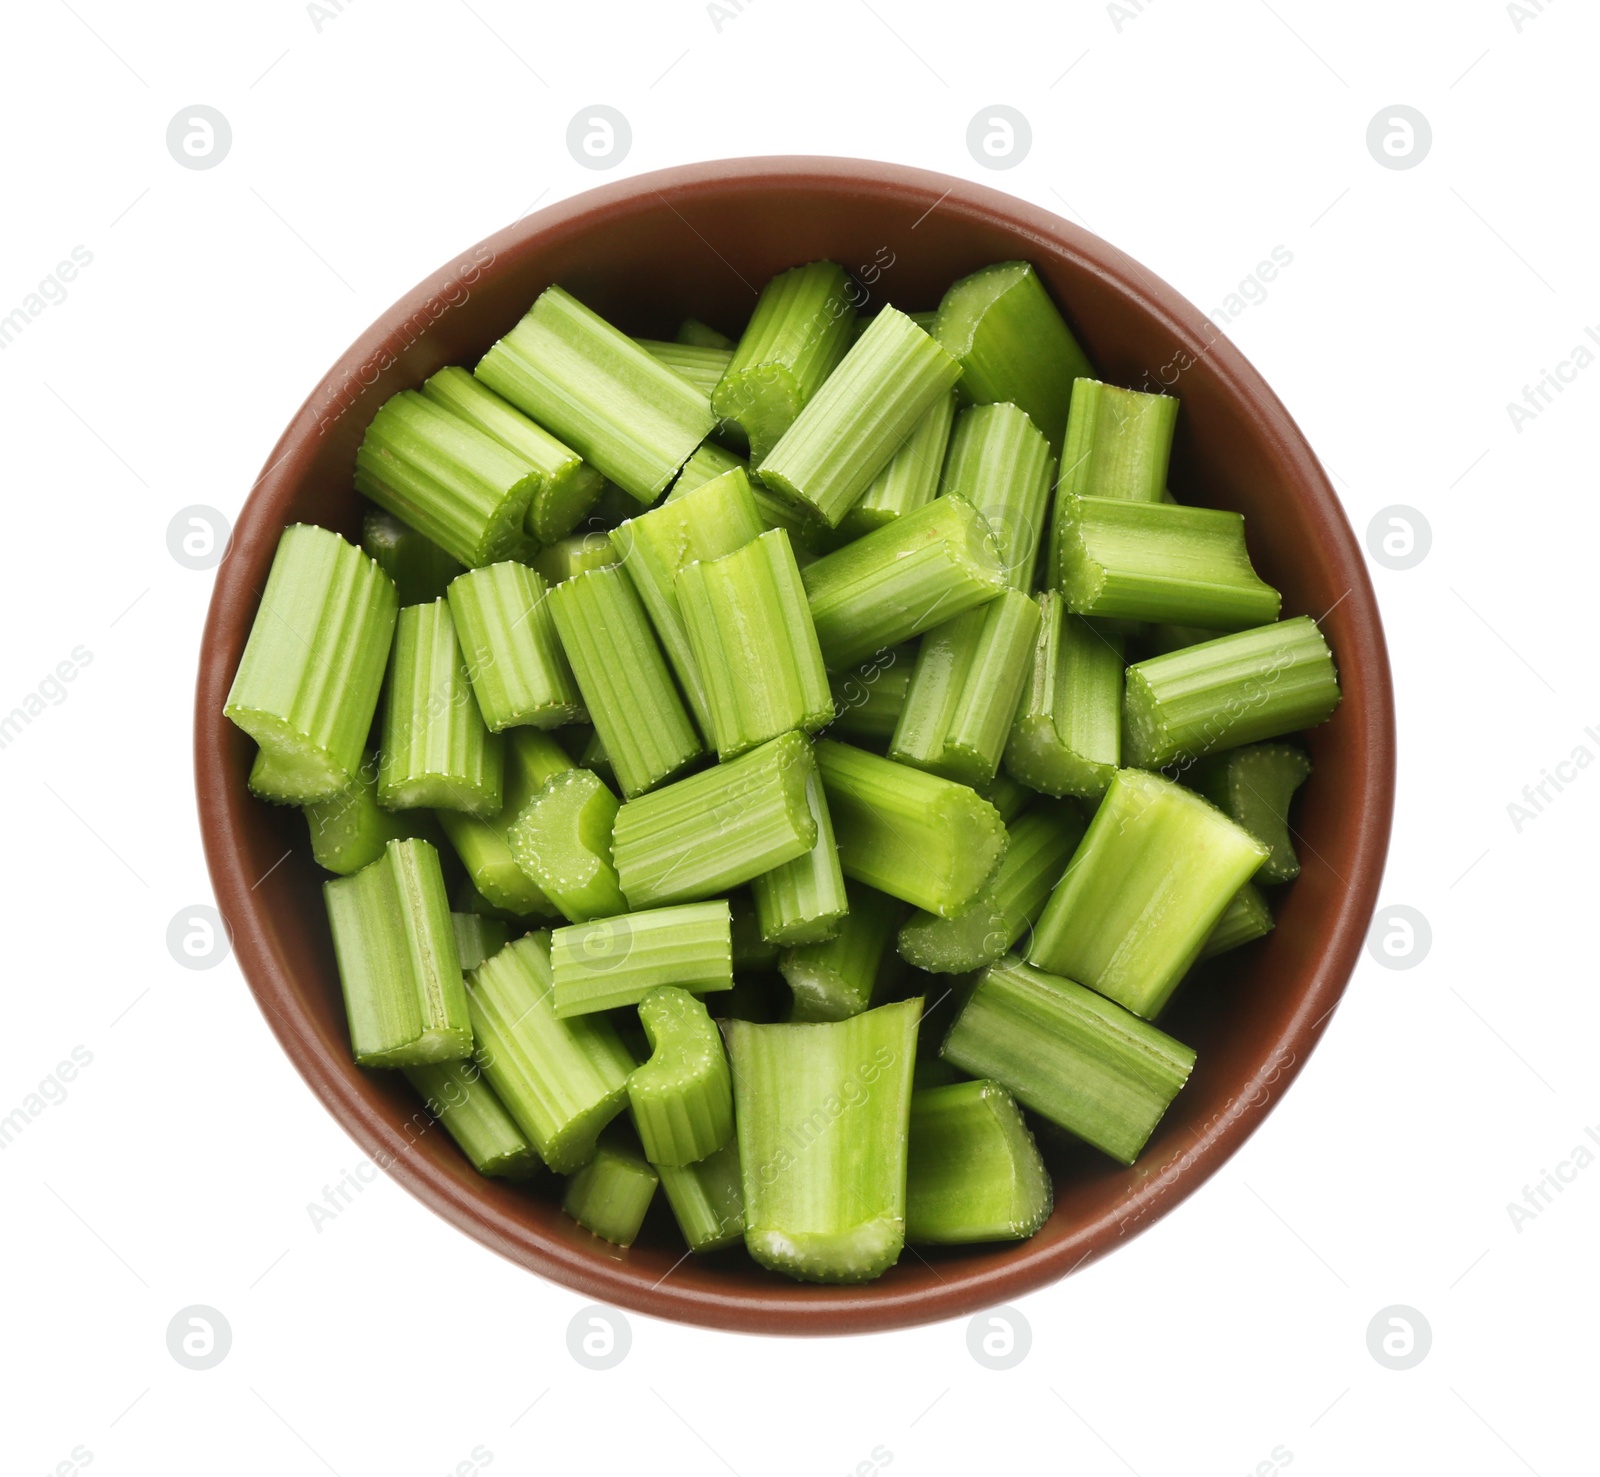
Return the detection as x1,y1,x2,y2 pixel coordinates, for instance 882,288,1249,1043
195,156,1395,1335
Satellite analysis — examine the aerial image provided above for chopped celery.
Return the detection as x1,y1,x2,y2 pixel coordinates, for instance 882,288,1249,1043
840,389,957,538
1200,882,1275,959
532,531,620,584
562,1128,659,1246
550,901,733,1017
403,1057,539,1178
658,1141,744,1252
941,401,1056,589
781,881,906,1022
749,769,848,947
509,767,628,923
825,647,914,746
729,890,782,969
1188,743,1312,884
637,338,734,399
677,318,734,351
1057,378,1178,505
303,753,423,875
451,912,511,972
447,561,584,731
628,986,735,1166
362,507,464,606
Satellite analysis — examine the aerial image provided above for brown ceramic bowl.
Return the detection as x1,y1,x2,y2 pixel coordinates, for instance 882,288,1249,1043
195,156,1394,1335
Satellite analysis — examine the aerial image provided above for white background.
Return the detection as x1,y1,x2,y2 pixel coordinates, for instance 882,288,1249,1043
2,0,1596,1472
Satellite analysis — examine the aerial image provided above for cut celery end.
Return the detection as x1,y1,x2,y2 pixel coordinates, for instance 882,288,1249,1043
1200,881,1275,959
942,401,1056,589
941,956,1195,1165
303,752,422,875
550,901,733,1018
562,1130,659,1247
658,1141,745,1251
749,768,848,947
509,766,627,923
403,1058,540,1179
1057,378,1178,505
475,285,714,503
324,838,472,1067
781,881,907,1022
934,260,1093,451
612,731,818,908
816,740,1006,918
1028,768,1268,1018
981,771,1035,825
637,338,734,399
825,647,914,746
802,494,1008,670
362,507,465,607
670,440,746,498
467,933,634,1173
628,986,736,1166
906,1079,1052,1244
447,561,584,731
841,389,957,539
760,307,963,527
1187,742,1312,885
727,997,920,1283
1123,616,1341,770
532,531,620,584
225,524,399,803
677,318,735,351
451,912,512,972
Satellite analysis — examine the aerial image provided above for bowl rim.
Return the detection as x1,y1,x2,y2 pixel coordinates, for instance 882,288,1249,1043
195,154,1395,1336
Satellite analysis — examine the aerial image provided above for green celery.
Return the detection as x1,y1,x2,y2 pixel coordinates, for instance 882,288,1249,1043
1057,378,1178,504
825,647,913,746
562,1129,659,1247
579,728,616,789
1138,622,1225,657
982,771,1035,825
1200,882,1275,959
509,767,627,923
302,753,424,874
941,401,1056,589
451,912,511,972
749,769,848,946
781,881,907,1022
362,507,464,606
403,1058,539,1178
446,561,584,731
658,1141,745,1252
840,389,957,538
707,976,787,1023
636,338,734,400
670,441,746,496
531,531,620,584
1188,743,1312,884
628,986,735,1166
550,901,733,1017
677,318,734,350
729,890,781,969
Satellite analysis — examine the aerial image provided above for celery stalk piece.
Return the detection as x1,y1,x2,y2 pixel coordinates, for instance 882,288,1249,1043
760,307,964,527
455,876,533,925
636,338,734,399
840,389,958,538
1055,494,1282,630
1137,622,1225,657
934,260,1093,451
711,261,858,464
802,495,1008,670
1188,743,1312,884
509,767,627,923
403,1058,540,1178
562,1129,659,1246
726,997,920,1283
1123,616,1341,770
1200,882,1275,959
545,565,702,798
898,800,1086,974
912,1057,968,1091
826,647,914,747
451,912,512,972
362,508,464,606
671,442,815,547
354,391,541,567
532,531,620,584
982,771,1035,825
888,588,1041,788
467,933,633,1172
421,365,604,544
550,901,733,1017
1028,768,1269,1017
677,318,734,351
475,285,714,504
610,465,769,737
941,401,1056,589
446,561,584,732
1004,593,1124,800
436,728,571,915
628,986,736,1165
324,837,472,1066
658,1141,745,1251
729,891,781,968
781,881,907,1022
815,739,1006,918
670,440,746,496
942,956,1195,1164
378,599,503,817
612,732,818,908
303,752,426,875
905,1079,1052,1244
1057,378,1179,504
678,529,834,758
225,524,398,804
749,769,848,947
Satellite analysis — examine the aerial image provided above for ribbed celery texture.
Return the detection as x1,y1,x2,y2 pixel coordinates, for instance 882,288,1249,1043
1200,881,1275,959
941,401,1056,589
403,1058,540,1178
637,338,734,399
826,648,913,745
302,753,421,875
509,767,627,923
670,440,746,497
451,912,511,971
532,531,620,584
658,1141,745,1252
1189,743,1312,884
841,389,957,538
1057,378,1178,505
749,769,848,946
362,508,463,607
562,1129,659,1246
627,986,735,1166
550,901,733,1017
447,561,583,731
677,318,734,350
780,881,906,1022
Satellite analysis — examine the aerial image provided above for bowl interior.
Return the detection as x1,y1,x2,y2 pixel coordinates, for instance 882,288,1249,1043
196,157,1393,1334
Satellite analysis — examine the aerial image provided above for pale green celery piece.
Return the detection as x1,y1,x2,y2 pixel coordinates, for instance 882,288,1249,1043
815,739,1006,919
781,881,907,1022
475,284,714,503
933,260,1094,451
451,912,512,972
454,876,539,925
636,339,734,399
898,800,1085,974
421,365,604,543
1057,378,1179,505
1028,768,1268,1018
801,494,1008,670
1140,622,1227,657
545,564,702,798
303,752,425,874
579,728,616,789
670,441,747,497
627,986,735,1166
670,442,814,552
825,647,914,747
728,890,781,969
225,523,398,804
906,1079,1052,1243
839,389,958,538
609,465,769,737
1122,616,1341,770
1054,494,1281,629
1199,882,1275,959
550,901,733,1017
362,507,464,606
942,956,1195,1164
941,401,1056,589
532,530,620,584
711,261,857,464
467,933,634,1172
1004,593,1124,800
436,729,571,915
509,767,627,923
676,318,735,351
1188,743,1312,884
403,1057,539,1178
678,529,834,758
980,771,1034,825
726,997,920,1283
749,768,848,947
324,837,472,1066
888,588,1041,788
760,307,963,527
446,561,584,731
612,732,817,908
658,1141,744,1251
562,1128,659,1246
353,390,540,566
